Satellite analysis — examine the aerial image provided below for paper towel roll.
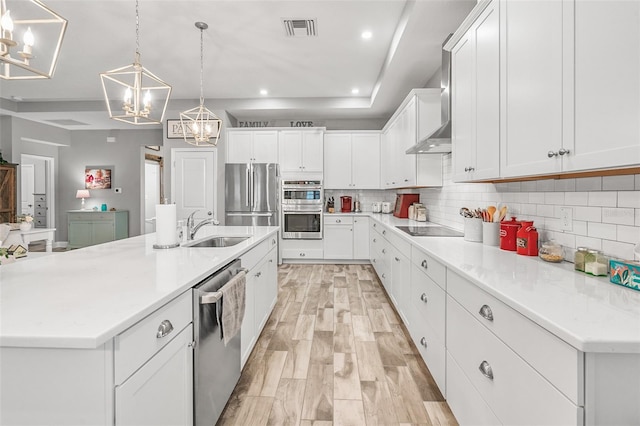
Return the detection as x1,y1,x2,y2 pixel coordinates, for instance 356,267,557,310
155,204,177,246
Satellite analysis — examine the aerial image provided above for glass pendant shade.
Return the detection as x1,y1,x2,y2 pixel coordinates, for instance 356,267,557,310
180,21,222,146
0,0,68,80
100,0,171,125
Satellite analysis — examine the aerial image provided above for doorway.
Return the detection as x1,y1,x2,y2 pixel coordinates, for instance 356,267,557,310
143,153,164,234
20,154,55,229
171,148,217,223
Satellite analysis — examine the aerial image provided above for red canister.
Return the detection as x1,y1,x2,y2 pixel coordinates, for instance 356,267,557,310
516,221,539,256
499,217,521,251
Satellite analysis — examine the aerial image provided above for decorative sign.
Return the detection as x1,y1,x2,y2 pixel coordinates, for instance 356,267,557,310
236,120,326,128
166,119,221,141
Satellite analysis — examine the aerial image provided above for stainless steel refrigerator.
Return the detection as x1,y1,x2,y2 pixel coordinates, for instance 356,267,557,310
225,163,279,226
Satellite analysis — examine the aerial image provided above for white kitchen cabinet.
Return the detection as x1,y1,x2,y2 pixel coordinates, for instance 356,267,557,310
381,89,443,189
352,216,369,260
240,237,278,367
281,238,324,260
115,324,194,426
227,130,278,163
324,132,380,189
68,210,129,249
389,245,410,325
451,0,500,182
278,129,324,174
323,215,353,260
565,0,640,171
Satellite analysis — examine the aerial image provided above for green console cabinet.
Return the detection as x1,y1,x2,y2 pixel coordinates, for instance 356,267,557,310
68,210,129,249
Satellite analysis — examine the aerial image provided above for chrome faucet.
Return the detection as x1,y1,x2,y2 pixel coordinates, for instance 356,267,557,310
187,211,219,240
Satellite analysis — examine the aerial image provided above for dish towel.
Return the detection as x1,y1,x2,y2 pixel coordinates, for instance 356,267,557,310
219,270,246,346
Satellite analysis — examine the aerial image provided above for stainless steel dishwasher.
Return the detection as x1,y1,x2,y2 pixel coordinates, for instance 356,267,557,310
192,259,244,425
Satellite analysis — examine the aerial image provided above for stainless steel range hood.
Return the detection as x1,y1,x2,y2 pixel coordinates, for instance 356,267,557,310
406,34,453,154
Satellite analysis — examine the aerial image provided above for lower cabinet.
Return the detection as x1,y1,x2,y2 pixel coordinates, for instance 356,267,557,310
323,215,370,260
115,324,193,426
240,237,278,367
68,210,129,249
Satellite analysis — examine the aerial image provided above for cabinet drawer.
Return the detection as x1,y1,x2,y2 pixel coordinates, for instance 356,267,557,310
34,208,46,217
115,291,192,384
68,212,113,222
282,248,323,259
411,246,446,290
412,318,446,396
447,270,582,404
410,264,445,344
446,351,501,425
384,227,411,255
34,194,46,202
324,215,353,225
34,218,46,227
241,238,269,272
447,296,582,425
35,202,46,209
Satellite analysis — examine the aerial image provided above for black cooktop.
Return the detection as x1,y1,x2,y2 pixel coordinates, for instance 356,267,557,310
396,225,464,237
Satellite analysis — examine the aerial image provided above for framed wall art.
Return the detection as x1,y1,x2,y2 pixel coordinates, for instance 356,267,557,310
85,167,112,189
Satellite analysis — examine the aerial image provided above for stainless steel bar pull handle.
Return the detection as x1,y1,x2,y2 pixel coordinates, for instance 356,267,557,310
156,320,174,338
479,304,494,321
479,361,494,380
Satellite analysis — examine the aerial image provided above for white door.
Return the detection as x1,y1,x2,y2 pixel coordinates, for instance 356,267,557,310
323,133,352,189
301,131,324,173
172,149,216,223
20,164,35,216
351,133,380,189
227,131,254,163
144,160,161,234
278,131,303,173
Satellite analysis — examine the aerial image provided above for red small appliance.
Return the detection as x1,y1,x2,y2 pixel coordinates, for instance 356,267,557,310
516,221,539,256
340,196,352,212
393,194,420,218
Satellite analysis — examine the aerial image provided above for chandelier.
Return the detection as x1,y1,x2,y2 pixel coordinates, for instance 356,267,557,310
179,21,222,146
100,0,171,125
0,0,67,80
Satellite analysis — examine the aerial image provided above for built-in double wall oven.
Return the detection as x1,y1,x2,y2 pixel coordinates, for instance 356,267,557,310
281,180,323,239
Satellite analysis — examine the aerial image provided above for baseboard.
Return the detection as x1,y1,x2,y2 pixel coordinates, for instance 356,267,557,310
53,241,68,249
282,259,371,265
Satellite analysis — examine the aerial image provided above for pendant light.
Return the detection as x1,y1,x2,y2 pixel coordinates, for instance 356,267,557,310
100,0,171,125
179,21,222,146
0,0,67,80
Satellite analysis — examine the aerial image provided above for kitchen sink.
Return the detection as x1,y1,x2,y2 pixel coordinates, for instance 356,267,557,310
184,236,250,248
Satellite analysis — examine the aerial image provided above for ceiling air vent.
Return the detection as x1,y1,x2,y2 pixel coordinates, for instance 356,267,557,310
282,19,317,37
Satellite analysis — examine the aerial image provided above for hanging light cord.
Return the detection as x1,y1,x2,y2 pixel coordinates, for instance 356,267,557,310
199,27,204,107
135,0,140,59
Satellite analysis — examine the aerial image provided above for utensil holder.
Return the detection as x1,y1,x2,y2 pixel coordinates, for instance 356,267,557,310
482,222,500,246
464,218,482,242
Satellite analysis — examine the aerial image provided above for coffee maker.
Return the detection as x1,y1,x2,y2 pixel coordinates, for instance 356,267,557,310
341,196,352,212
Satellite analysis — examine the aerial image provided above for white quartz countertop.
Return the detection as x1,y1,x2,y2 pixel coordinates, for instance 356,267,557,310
0,226,278,349
369,213,640,353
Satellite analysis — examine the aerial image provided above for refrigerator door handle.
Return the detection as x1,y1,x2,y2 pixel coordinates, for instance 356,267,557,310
227,213,273,217
250,167,255,211
246,166,251,208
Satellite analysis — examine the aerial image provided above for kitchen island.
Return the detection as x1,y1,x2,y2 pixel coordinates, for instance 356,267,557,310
0,225,278,425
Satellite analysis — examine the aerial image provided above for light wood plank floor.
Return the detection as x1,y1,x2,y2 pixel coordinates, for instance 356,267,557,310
218,264,458,426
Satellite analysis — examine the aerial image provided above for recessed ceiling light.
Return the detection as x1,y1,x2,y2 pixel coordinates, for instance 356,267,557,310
361,31,372,40
260,89,268,96
351,88,359,95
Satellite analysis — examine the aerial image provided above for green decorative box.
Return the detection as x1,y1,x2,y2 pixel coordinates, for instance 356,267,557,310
609,259,640,292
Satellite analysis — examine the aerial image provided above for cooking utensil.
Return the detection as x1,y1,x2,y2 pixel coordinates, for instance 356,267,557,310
487,205,496,222
497,205,508,222
459,207,473,218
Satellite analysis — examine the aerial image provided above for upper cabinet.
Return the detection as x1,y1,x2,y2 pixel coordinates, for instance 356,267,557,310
448,0,640,180
324,131,381,189
278,129,324,174
382,89,443,189
451,0,500,182
227,130,278,163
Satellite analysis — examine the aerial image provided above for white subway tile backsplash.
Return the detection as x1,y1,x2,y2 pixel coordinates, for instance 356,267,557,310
536,179,555,191
588,191,617,207
554,179,576,192
616,225,640,244
602,240,637,261
537,204,555,218
602,207,635,226
415,157,638,265
576,176,602,191
574,206,602,222
564,192,589,206
588,222,617,240
618,191,640,208
603,175,635,191
544,192,565,205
